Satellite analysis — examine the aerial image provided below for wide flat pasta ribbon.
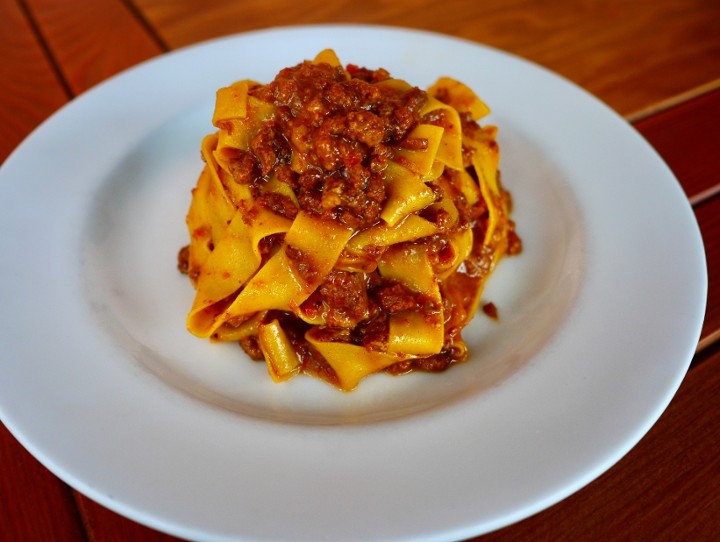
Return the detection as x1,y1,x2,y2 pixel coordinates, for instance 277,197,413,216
306,329,415,391
420,96,464,171
378,244,444,355
258,319,301,382
471,137,504,247
393,123,444,178
181,51,520,391
187,205,293,337
380,161,436,227
200,211,353,337
427,77,491,121
345,214,438,254
185,135,236,276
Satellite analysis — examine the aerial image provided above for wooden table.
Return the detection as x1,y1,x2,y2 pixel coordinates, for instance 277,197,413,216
2,1,719,540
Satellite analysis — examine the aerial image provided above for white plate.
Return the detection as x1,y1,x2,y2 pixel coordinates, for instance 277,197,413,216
0,25,707,541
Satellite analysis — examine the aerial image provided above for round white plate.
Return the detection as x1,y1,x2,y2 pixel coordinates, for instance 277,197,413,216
0,25,707,541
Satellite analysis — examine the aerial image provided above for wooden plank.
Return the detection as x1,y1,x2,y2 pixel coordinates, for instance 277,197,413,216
132,0,720,118
0,424,86,542
0,1,82,536
29,200,720,542
2,2,718,540
634,88,720,204
25,0,164,95
475,341,720,541
7,3,168,537
633,88,720,347
0,2,165,539
692,199,720,347
0,0,68,162
75,494,182,542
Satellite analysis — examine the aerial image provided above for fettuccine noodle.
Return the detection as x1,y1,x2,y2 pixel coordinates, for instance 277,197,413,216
178,50,521,391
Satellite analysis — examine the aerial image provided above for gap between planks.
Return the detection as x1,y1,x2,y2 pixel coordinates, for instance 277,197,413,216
16,0,74,98
120,0,171,53
625,77,720,124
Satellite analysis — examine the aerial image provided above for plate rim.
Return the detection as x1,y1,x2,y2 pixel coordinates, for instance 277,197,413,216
0,23,707,542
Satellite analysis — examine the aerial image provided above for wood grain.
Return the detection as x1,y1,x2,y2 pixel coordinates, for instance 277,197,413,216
25,0,164,96
1,0,719,540
634,88,720,204
633,89,719,348
475,340,720,541
0,1,166,539
0,4,81,537
76,494,181,542
12,322,719,542
0,0,68,162
131,0,720,118
68,191,720,542
0,424,85,542
692,200,720,347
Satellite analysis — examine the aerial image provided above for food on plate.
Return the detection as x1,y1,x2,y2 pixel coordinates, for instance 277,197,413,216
178,49,521,391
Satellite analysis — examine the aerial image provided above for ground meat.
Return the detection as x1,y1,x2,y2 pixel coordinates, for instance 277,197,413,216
285,244,319,284
506,221,523,255
274,163,298,187
297,341,340,388
345,64,391,83
464,237,494,280
239,335,264,361
373,282,420,314
345,110,388,147
270,312,340,388
398,136,428,151
222,148,259,184
351,311,389,351
422,108,455,132
177,245,189,274
318,270,369,327
257,233,285,261
258,192,298,219
185,56,522,389
244,60,428,229
482,302,499,320
250,125,291,176
385,346,465,375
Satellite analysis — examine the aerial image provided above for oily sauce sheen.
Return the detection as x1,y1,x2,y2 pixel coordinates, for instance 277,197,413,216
179,56,521,389
239,62,427,230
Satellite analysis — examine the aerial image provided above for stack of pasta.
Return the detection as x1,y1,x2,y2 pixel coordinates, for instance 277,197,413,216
179,50,520,391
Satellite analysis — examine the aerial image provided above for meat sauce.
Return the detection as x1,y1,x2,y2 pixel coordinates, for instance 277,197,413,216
245,61,428,231
180,58,521,387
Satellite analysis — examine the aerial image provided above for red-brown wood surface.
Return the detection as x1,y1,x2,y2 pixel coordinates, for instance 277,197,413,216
0,424,86,541
25,0,164,94
693,197,720,349
133,0,720,119
634,89,720,203
0,0,68,160
477,346,720,541
635,89,720,346
1,0,719,541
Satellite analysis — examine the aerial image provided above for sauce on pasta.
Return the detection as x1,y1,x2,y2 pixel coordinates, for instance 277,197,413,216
178,50,521,391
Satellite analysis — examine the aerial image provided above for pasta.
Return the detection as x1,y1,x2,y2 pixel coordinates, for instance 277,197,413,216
178,50,521,391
